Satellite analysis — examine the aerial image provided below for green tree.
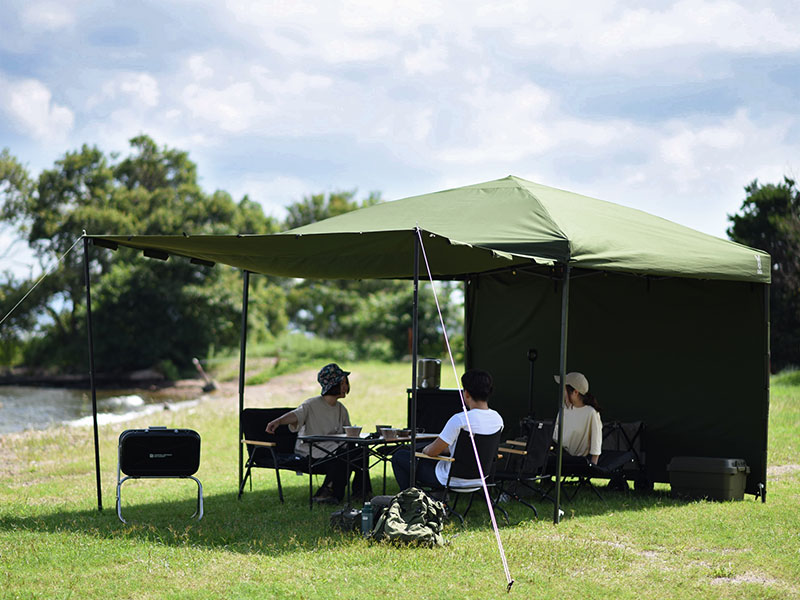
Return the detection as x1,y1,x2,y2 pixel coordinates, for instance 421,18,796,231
0,136,284,373
727,176,800,371
283,189,381,230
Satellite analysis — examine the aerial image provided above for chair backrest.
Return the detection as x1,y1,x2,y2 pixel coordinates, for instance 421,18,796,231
448,428,503,481
241,408,297,454
601,420,645,470
519,418,555,475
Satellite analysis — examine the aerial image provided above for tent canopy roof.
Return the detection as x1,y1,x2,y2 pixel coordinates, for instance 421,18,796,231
89,175,771,283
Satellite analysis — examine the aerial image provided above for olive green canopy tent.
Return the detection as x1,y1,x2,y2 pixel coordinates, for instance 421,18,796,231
87,175,771,518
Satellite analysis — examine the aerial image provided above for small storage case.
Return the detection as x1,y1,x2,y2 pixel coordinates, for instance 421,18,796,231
667,456,750,501
116,426,203,523
119,427,201,477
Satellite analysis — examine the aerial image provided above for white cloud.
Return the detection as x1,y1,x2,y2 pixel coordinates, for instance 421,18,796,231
86,72,160,110
20,1,76,31
0,77,74,142
188,55,214,80
182,81,272,133
249,69,332,95
319,38,399,63
119,73,160,107
403,40,449,75
225,174,317,218
494,1,800,71
432,83,557,162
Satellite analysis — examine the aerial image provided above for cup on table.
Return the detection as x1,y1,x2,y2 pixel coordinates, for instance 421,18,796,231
380,428,399,440
375,425,391,434
344,425,362,437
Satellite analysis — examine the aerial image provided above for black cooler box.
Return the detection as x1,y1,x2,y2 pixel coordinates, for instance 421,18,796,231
116,427,204,523
667,456,750,501
119,427,201,477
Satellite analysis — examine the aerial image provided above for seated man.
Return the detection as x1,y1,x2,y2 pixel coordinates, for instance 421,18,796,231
266,363,371,503
392,369,503,490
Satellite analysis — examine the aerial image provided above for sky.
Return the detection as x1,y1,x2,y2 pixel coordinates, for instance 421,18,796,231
1,0,799,278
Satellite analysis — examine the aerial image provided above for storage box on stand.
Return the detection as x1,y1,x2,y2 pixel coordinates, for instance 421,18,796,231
667,456,750,501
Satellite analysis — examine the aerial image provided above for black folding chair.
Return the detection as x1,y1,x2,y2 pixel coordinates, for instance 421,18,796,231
416,429,506,525
549,421,644,501
239,407,316,503
494,419,556,517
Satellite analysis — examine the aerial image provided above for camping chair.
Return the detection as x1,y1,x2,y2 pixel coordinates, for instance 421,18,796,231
494,419,556,517
416,429,507,525
604,420,647,490
548,421,644,501
239,407,316,503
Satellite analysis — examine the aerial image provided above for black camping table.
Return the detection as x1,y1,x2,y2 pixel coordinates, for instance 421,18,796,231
299,432,438,508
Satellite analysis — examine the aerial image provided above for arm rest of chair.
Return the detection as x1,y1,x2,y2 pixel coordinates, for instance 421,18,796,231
415,452,454,462
498,446,527,455
504,439,526,447
242,439,277,447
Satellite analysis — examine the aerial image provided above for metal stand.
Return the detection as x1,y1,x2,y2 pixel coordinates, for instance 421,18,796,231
116,449,204,524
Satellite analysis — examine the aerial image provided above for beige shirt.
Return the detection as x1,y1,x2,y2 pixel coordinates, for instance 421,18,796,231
289,395,351,458
553,403,602,457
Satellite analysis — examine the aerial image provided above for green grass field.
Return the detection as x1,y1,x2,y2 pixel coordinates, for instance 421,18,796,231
1,363,798,599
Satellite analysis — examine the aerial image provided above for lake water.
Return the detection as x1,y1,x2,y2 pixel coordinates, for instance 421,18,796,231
0,386,199,435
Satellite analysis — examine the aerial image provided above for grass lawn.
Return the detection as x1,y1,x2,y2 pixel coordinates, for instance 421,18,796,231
1,362,798,599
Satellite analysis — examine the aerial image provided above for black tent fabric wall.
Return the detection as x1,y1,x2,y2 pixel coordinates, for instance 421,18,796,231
466,268,769,494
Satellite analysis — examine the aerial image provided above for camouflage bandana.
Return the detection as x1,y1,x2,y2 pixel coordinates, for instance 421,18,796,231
317,363,351,395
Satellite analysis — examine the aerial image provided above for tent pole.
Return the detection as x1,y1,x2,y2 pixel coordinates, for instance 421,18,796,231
410,231,420,485
554,263,571,524
761,282,770,503
83,237,102,511
238,270,250,494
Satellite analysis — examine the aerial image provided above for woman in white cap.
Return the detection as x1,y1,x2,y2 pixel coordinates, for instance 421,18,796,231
552,372,602,465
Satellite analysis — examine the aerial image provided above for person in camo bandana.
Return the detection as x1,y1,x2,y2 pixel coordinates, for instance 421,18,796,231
266,363,371,503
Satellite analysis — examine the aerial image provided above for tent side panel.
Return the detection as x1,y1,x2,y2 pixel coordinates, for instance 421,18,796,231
466,271,768,495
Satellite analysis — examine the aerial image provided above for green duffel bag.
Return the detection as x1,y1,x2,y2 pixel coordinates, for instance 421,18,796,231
370,487,446,546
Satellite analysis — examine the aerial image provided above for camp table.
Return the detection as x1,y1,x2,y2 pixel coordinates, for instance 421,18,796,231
299,432,438,507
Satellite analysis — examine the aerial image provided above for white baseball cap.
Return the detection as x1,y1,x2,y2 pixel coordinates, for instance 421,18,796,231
554,372,589,395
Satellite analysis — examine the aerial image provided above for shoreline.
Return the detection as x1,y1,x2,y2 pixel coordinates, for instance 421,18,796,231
0,378,237,437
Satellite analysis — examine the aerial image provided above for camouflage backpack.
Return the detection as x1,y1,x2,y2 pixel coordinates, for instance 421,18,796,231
370,487,446,546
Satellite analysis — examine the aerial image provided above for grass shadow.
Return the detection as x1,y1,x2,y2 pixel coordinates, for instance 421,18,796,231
0,475,694,556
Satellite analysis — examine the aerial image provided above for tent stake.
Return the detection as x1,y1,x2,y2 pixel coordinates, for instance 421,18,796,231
554,263,571,524
238,270,250,494
83,236,102,511
410,231,420,484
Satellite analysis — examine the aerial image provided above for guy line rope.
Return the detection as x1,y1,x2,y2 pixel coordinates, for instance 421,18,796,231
0,234,84,328
416,228,514,593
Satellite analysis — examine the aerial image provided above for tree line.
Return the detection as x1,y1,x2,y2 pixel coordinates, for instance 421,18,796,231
1,136,798,374
0,136,460,376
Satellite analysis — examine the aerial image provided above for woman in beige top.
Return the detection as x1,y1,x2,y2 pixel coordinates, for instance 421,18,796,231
553,372,602,464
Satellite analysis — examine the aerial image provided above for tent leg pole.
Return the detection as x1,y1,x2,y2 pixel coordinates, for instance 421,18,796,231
83,237,102,511
554,263,571,524
410,231,420,486
761,282,770,502
238,270,250,495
